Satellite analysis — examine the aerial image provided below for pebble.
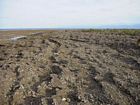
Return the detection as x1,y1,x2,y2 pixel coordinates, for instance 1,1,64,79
62,98,66,101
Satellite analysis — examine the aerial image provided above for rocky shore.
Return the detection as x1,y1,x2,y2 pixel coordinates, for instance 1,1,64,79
0,30,140,105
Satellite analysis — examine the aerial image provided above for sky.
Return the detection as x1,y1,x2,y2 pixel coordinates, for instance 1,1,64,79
0,0,140,29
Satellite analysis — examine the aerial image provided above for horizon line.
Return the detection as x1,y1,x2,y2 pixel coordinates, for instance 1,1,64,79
0,24,140,30
0,27,140,30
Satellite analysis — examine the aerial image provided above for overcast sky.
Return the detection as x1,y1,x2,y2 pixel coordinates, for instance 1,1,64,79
0,0,140,28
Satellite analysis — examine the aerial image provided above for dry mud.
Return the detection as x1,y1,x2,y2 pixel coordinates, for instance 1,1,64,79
0,30,140,105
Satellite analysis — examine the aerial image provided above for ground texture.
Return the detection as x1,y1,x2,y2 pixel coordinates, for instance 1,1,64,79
0,30,140,105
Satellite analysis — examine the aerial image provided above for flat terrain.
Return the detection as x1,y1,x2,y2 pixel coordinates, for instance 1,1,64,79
0,30,140,105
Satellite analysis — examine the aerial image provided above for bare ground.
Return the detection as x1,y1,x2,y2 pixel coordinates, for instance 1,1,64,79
0,30,140,105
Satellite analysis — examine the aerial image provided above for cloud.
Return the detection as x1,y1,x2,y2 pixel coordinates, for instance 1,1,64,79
0,0,140,28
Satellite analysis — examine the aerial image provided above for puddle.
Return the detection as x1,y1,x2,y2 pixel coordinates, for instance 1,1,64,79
10,36,27,41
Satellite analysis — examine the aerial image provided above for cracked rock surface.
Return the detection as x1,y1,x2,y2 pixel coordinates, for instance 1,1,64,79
0,30,140,105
